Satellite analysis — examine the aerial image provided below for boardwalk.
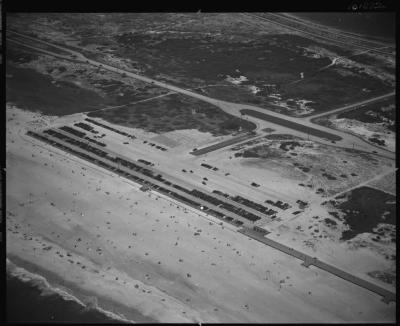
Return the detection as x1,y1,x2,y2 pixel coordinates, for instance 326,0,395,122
28,130,396,305
238,227,396,304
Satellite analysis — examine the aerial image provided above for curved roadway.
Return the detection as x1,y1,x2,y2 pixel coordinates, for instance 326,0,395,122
7,30,395,161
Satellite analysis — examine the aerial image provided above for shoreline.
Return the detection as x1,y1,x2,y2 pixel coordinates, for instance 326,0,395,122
6,274,121,324
6,255,157,324
6,105,395,323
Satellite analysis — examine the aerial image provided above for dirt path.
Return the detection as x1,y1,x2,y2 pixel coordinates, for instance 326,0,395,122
7,30,395,160
88,91,177,113
305,92,395,120
322,168,397,202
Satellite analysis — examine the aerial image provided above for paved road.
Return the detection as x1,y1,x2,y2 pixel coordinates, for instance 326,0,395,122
13,29,396,305
282,13,391,43
242,13,395,55
7,38,76,61
240,109,342,141
7,31,395,160
305,92,395,120
276,13,394,49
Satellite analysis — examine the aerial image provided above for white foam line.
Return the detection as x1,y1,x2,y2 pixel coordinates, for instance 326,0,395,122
6,258,134,323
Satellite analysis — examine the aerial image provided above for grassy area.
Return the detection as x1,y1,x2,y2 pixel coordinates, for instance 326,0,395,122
334,186,396,241
87,93,256,136
367,271,396,285
116,32,391,114
280,67,390,111
89,78,168,105
6,43,169,115
240,146,283,160
8,34,71,56
7,13,394,116
6,64,111,116
337,97,395,132
7,45,40,64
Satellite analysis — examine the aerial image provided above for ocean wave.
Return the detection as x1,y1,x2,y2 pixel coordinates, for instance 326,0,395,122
91,302,134,324
6,258,134,323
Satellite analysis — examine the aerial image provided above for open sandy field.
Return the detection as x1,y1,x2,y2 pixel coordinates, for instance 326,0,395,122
6,105,396,322
203,135,396,286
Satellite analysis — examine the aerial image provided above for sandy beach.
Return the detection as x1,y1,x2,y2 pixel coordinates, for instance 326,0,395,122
6,106,396,322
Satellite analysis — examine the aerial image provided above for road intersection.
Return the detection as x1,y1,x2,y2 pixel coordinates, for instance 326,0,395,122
7,30,395,161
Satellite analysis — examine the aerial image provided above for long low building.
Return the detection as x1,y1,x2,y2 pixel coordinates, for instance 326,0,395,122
190,132,257,156
27,129,267,227
27,129,395,305
50,127,281,224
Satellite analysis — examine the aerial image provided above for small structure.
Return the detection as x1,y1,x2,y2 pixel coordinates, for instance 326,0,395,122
253,226,269,235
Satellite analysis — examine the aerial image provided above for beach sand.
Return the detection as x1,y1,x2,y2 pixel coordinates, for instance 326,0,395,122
6,106,396,322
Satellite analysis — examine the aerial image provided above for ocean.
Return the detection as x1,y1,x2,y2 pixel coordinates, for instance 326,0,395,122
6,274,122,323
6,257,135,324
